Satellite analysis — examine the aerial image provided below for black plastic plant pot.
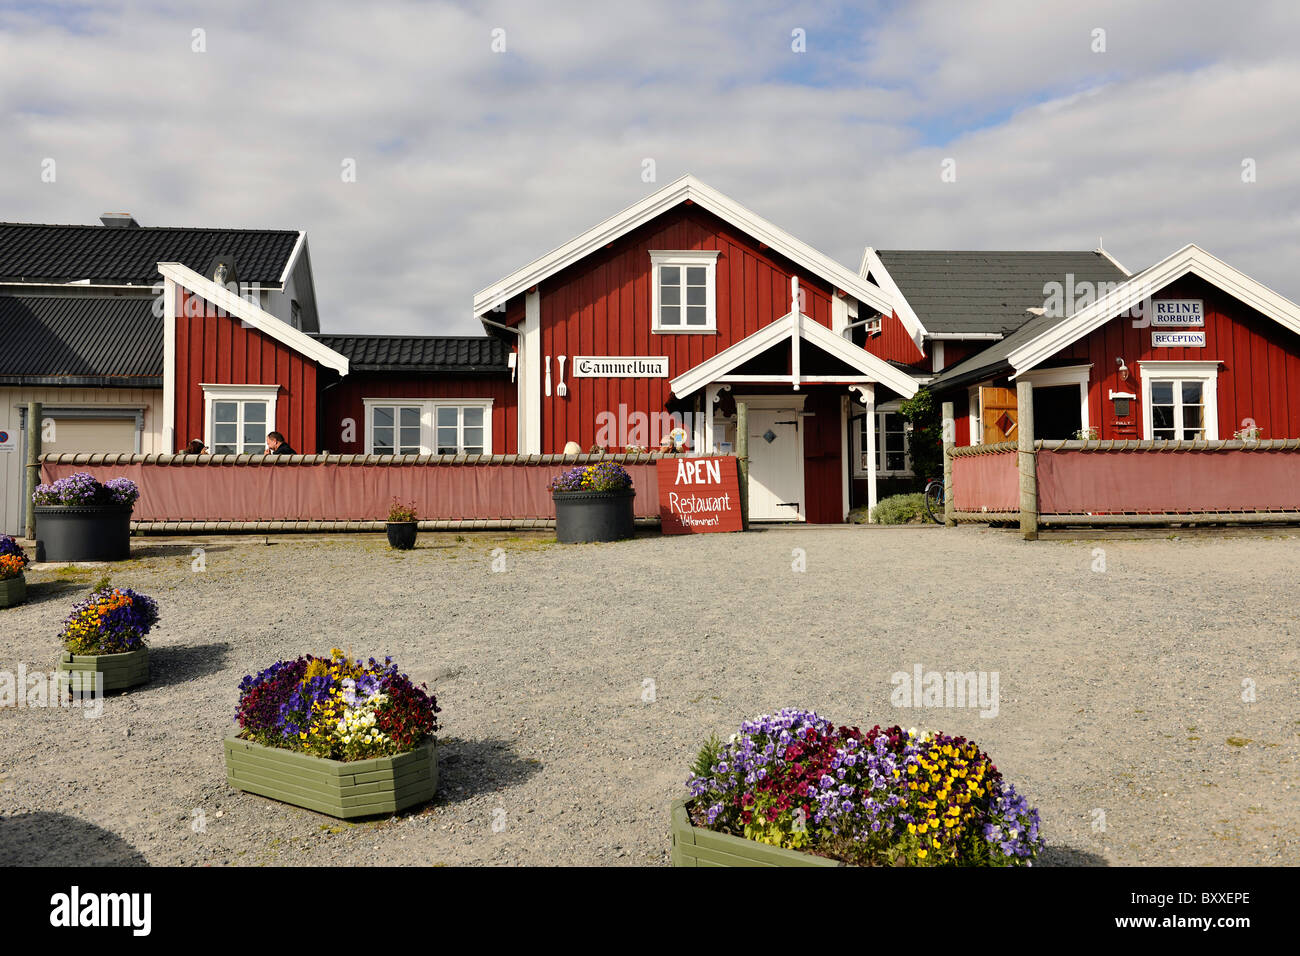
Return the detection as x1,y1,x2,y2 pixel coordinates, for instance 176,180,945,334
386,521,418,550
552,488,636,543
34,505,132,563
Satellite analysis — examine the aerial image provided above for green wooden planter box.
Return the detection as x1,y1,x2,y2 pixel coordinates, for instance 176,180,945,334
0,574,25,608
224,735,439,819
56,648,148,693
670,798,844,867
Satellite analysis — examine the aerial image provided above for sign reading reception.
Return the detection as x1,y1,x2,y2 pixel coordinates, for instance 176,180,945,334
657,456,743,534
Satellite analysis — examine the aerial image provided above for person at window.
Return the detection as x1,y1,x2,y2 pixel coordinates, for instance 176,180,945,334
184,439,207,454
266,431,296,455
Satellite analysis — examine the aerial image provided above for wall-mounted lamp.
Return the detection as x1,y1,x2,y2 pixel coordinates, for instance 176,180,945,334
1115,357,1129,381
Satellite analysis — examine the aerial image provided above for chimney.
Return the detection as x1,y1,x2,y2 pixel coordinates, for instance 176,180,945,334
99,213,140,228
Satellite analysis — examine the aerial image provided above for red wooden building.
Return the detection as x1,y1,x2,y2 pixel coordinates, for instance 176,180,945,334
152,178,1300,524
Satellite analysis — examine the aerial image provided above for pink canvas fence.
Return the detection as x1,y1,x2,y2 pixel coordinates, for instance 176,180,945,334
1036,443,1300,515
950,446,1019,514
40,453,668,528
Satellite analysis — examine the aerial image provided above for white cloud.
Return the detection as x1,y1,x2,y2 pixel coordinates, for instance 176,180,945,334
2,0,1299,333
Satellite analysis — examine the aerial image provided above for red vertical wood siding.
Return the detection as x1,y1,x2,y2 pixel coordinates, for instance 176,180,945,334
536,203,841,453
802,388,844,522
1060,276,1300,439
318,373,516,454
862,311,927,368
173,290,318,453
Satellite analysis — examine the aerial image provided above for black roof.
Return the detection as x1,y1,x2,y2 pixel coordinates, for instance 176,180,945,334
0,222,301,285
875,250,1129,336
313,334,509,372
0,294,161,384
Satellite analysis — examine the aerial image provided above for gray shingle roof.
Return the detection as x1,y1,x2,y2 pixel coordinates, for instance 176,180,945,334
876,250,1129,336
0,294,161,383
313,335,509,372
927,311,1064,391
0,222,301,285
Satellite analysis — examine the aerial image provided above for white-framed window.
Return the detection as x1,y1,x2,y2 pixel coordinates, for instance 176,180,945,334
1139,361,1219,440
853,405,912,477
651,250,719,332
363,398,493,455
201,384,279,455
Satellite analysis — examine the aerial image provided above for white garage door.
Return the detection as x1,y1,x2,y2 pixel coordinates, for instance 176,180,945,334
44,418,137,454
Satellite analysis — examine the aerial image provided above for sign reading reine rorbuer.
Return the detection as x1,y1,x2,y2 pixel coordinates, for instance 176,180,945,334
573,356,669,378
1151,299,1204,327
657,456,742,534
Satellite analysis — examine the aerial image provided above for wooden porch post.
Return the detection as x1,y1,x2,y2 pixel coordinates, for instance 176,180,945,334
735,400,749,531
1016,380,1038,540
25,402,41,540
864,384,877,522
941,400,955,527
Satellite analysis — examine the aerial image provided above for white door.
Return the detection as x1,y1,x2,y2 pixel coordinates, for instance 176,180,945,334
746,406,804,521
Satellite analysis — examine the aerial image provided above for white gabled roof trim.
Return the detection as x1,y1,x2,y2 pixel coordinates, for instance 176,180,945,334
858,247,928,348
669,311,919,399
1008,244,1300,376
473,175,894,317
157,262,349,375
279,230,308,287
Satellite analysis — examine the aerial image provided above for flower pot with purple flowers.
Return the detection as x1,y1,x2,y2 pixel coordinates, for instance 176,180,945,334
227,650,441,818
550,463,635,544
677,709,1045,867
55,585,159,693
33,473,139,563
0,536,29,608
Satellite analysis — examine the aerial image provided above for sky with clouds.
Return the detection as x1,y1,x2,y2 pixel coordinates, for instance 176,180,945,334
3,0,1299,334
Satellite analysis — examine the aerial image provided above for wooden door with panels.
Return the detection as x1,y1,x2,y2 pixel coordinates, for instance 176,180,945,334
979,387,1019,444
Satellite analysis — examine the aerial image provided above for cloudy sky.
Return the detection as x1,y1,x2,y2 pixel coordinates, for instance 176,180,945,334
3,0,1299,334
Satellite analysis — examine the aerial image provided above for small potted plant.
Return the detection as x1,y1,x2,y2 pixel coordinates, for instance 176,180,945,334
673,709,1044,867
549,462,635,543
385,498,418,550
0,535,30,608
33,473,139,562
55,584,159,693
225,649,441,819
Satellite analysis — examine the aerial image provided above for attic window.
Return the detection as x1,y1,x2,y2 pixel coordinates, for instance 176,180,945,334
651,250,719,333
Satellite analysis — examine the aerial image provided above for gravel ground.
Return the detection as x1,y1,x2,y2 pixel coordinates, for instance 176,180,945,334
1,524,1297,867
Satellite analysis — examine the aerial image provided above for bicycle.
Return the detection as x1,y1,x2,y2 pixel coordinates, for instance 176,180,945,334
923,478,945,524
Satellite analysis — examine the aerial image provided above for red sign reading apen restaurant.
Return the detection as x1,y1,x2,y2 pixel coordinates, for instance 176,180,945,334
657,456,743,534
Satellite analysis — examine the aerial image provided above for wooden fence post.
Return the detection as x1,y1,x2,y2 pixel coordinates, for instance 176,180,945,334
941,401,956,527
735,401,749,531
1016,381,1038,540
25,402,42,540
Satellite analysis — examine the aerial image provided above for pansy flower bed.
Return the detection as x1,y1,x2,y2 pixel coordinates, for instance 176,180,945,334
226,650,441,818
0,535,28,580
234,649,440,762
61,587,159,654
33,472,140,507
0,536,29,608
684,709,1043,866
56,586,159,692
549,462,633,493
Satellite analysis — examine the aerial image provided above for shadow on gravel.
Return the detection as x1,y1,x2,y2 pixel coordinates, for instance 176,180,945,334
0,812,148,866
1037,844,1109,866
13,579,89,606
435,737,542,803
148,642,231,687
127,543,234,560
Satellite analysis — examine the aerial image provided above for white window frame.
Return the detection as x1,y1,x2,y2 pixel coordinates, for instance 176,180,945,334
1138,361,1219,441
201,384,279,455
362,398,494,455
650,250,719,333
852,402,912,478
